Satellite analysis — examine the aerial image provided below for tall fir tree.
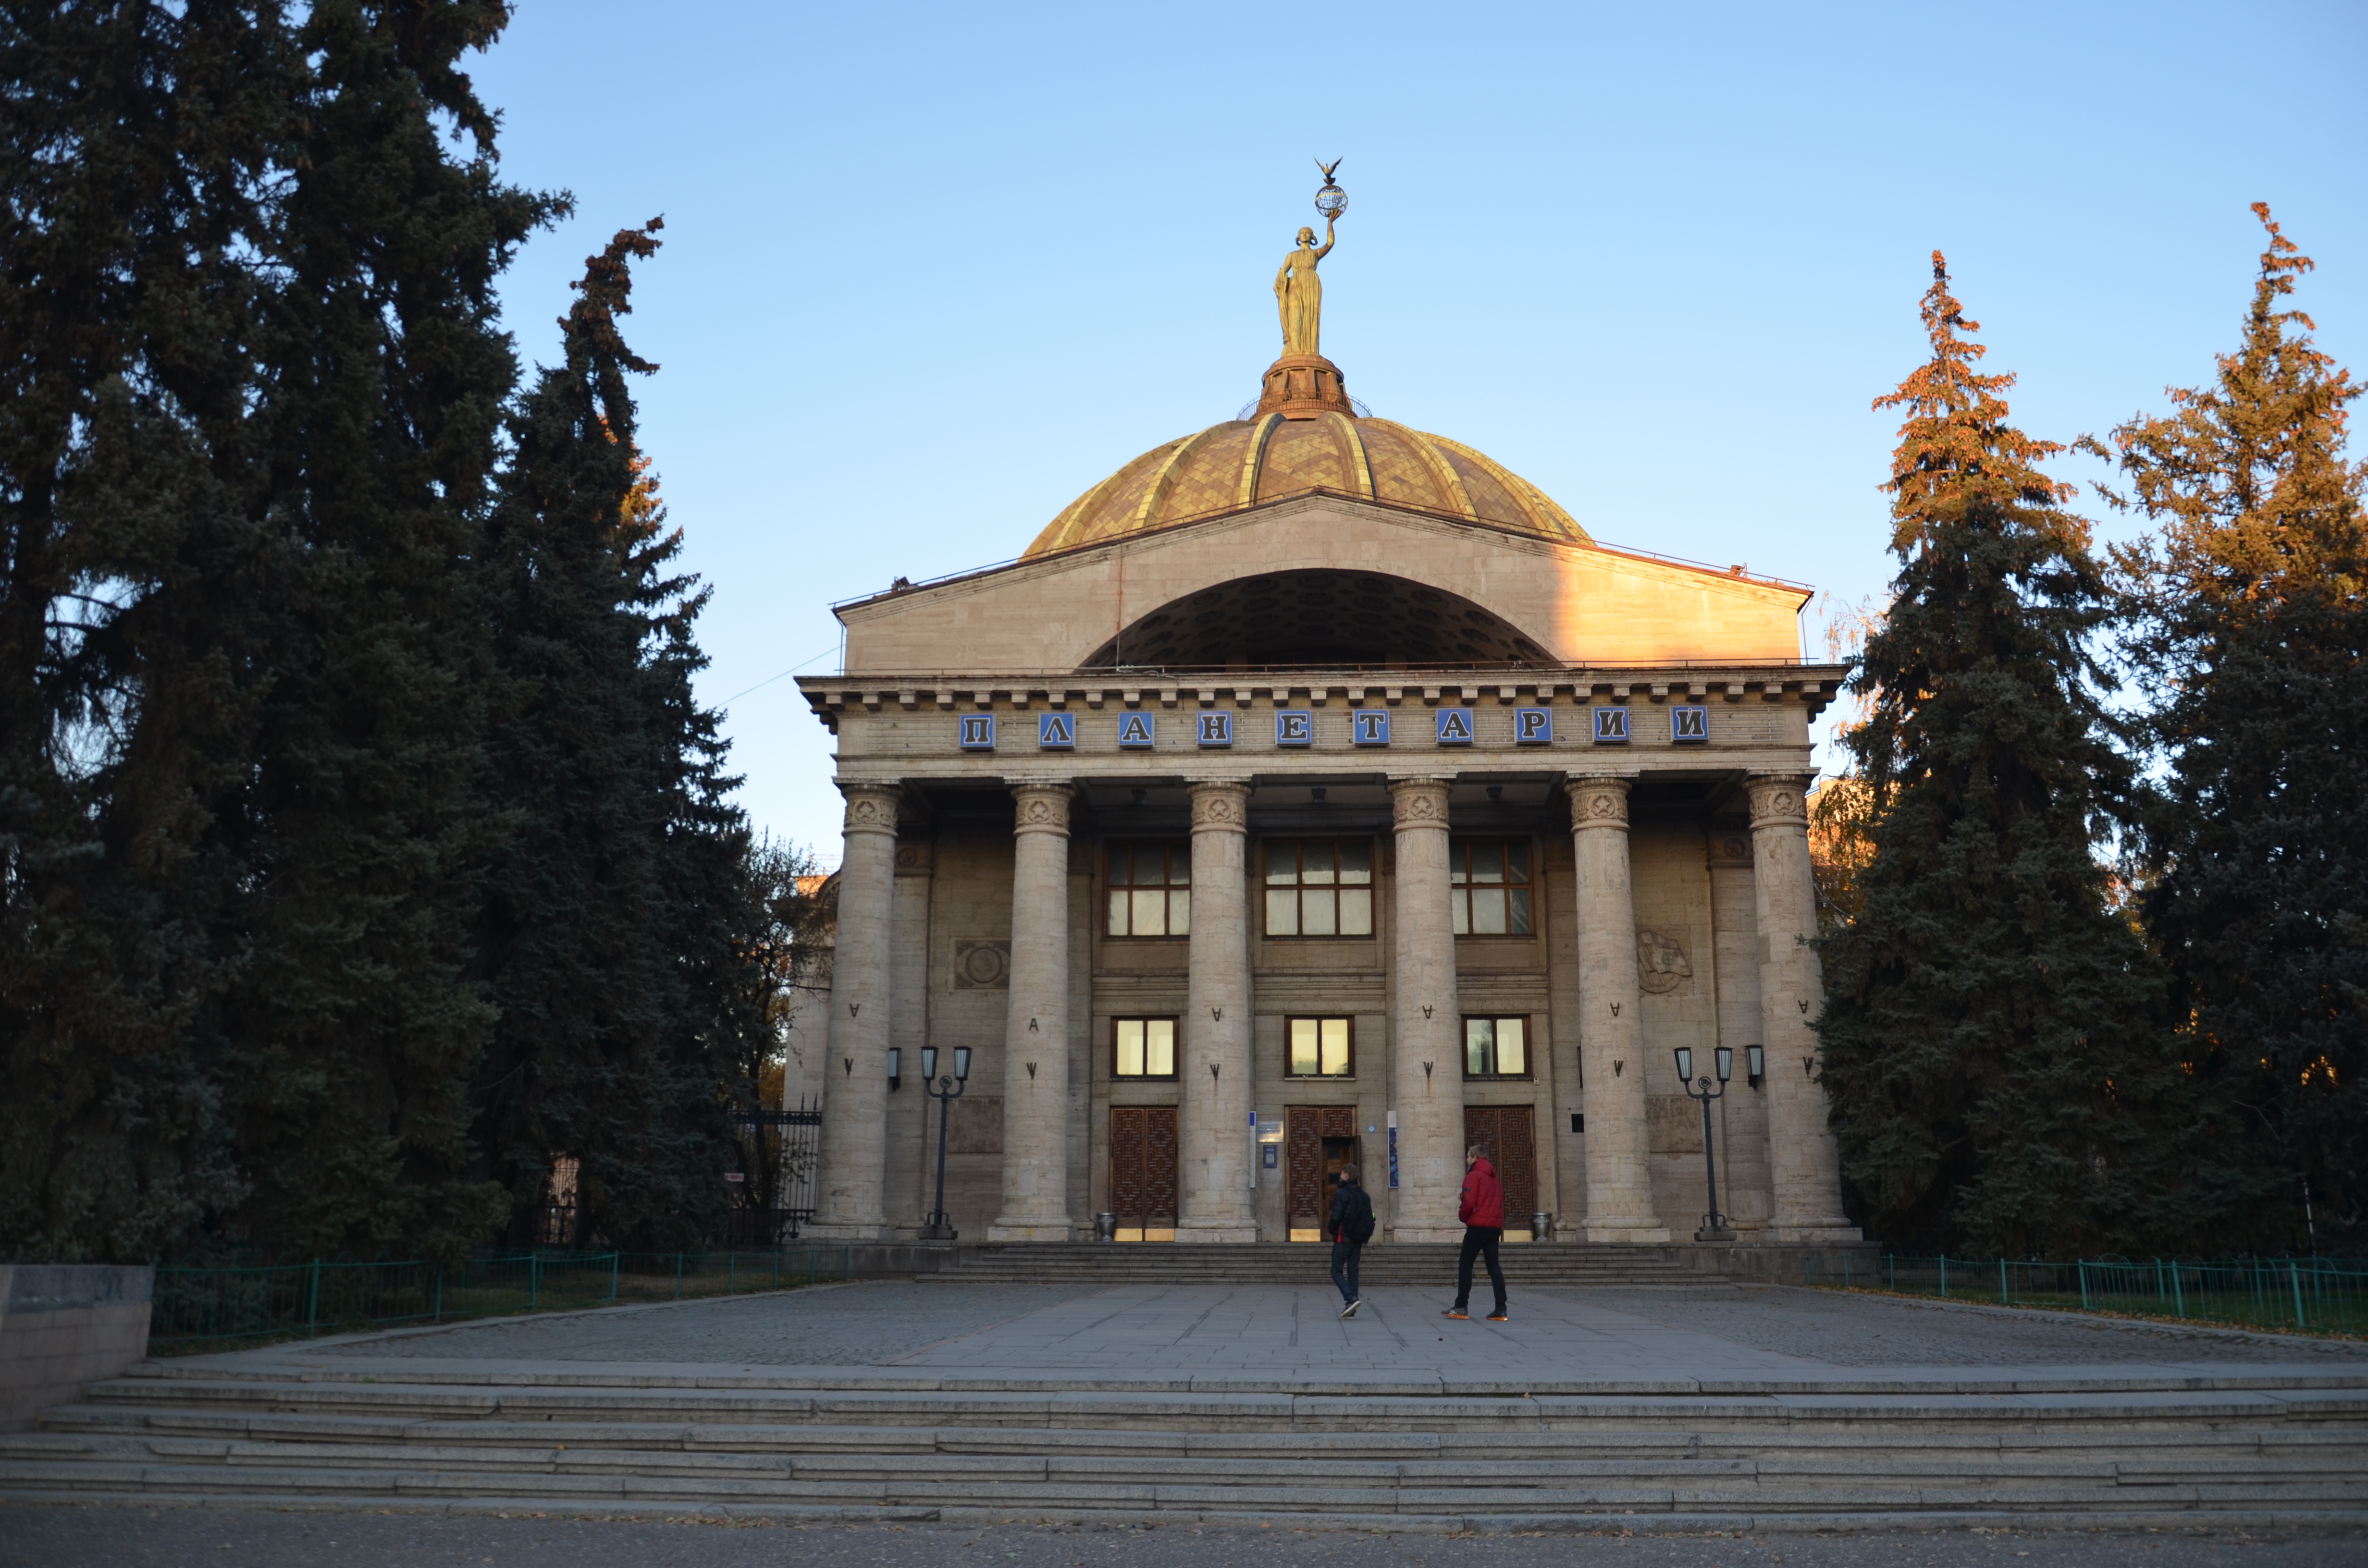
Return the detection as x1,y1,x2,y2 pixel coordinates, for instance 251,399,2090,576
2105,206,2368,1250
0,2,296,1260
473,220,748,1250
205,0,562,1262
1815,256,2199,1255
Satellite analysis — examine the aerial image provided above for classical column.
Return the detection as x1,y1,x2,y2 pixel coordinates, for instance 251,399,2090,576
1389,777,1464,1242
888,838,935,1231
1567,776,1668,1242
813,781,901,1238
1177,780,1255,1242
990,782,1076,1241
1705,826,1770,1230
1746,774,1860,1241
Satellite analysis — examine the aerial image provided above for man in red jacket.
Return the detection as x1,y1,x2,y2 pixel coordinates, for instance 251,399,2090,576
1443,1144,1508,1322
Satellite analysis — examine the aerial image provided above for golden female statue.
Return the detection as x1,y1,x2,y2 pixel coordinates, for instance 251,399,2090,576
1273,214,1337,356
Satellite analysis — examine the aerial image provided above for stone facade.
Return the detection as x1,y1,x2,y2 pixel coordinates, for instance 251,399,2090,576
797,480,1858,1248
0,1265,151,1432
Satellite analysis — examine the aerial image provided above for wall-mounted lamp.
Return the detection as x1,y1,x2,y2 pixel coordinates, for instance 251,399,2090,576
1310,785,1327,803
1486,784,1503,802
887,1047,901,1091
1746,1044,1765,1089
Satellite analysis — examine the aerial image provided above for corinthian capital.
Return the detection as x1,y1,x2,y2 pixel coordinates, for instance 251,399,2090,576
839,781,903,837
1565,774,1632,830
1011,782,1074,836
1746,774,1813,828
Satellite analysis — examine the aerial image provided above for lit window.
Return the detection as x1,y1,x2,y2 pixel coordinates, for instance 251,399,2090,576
1464,1017,1529,1078
1288,1017,1354,1078
1114,1018,1177,1079
1107,841,1190,938
1264,838,1374,937
1450,838,1533,935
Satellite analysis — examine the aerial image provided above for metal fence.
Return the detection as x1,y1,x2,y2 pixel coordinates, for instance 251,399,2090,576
151,1246,853,1352
1800,1252,2368,1335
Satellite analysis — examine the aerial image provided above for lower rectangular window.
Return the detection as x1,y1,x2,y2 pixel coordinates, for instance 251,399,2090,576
1464,1016,1529,1079
1114,1017,1177,1079
1287,1017,1354,1078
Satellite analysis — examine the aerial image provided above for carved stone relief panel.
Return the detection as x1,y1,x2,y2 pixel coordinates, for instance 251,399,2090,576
1635,929,1694,994
952,939,1011,990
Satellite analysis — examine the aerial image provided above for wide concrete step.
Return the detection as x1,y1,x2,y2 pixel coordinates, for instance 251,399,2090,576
925,1241,1718,1286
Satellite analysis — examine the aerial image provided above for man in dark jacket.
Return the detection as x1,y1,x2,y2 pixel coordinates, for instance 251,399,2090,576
1326,1164,1373,1319
1443,1145,1508,1321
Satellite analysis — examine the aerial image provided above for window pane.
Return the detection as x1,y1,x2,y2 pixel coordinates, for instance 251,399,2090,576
1321,1018,1351,1076
1302,846,1335,885
1107,891,1129,936
1474,888,1508,935
1302,890,1336,936
1266,889,1299,935
1497,1017,1526,1076
1339,888,1372,936
1117,1019,1145,1077
1132,889,1167,936
1109,845,1133,886
1466,1018,1492,1076
1266,843,1297,885
1508,887,1532,935
1146,1019,1175,1077
1290,1018,1320,1076
1169,889,1190,936
1450,891,1469,936
1450,848,1469,886
1337,841,1371,884
1470,841,1504,884
1508,843,1529,883
1169,851,1188,887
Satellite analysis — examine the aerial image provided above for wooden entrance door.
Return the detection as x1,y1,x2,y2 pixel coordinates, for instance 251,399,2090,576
1110,1106,1179,1239
1462,1104,1537,1233
1286,1105,1359,1238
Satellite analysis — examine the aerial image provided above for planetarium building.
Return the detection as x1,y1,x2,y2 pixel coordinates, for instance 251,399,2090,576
795,206,1858,1250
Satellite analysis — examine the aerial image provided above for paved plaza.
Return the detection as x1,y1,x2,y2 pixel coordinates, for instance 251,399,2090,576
258,1279,2368,1387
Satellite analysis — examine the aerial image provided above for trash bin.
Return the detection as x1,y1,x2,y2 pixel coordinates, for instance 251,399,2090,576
1532,1212,1552,1242
1095,1212,1117,1242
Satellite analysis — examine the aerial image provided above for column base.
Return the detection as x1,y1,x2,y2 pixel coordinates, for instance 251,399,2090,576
1172,1223,1258,1244
1769,1221,1864,1243
1583,1222,1674,1244
987,1220,1076,1242
1390,1226,1468,1245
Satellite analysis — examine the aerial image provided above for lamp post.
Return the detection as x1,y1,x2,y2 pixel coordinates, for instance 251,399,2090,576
1675,1046,1736,1243
919,1045,971,1241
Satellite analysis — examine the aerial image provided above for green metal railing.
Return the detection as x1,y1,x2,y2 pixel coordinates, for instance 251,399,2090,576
1800,1251,2368,1335
151,1246,853,1351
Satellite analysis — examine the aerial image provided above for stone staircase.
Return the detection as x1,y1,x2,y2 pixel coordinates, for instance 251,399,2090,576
4,1361,2364,1529
927,1241,1718,1286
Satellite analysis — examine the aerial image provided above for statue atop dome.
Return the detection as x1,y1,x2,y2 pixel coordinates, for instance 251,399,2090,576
1274,159,1344,355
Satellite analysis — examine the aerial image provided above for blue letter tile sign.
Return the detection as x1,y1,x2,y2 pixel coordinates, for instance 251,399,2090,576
1672,704,1710,743
958,714,996,750
1117,711,1155,748
1435,707,1475,745
1197,710,1233,747
1352,709,1391,746
1515,706,1553,745
1592,706,1630,745
1275,710,1313,746
1037,711,1075,749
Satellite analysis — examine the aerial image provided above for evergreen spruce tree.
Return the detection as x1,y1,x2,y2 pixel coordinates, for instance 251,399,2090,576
0,3,294,1260
209,0,562,1262
2105,206,2368,1250
473,221,746,1250
1815,256,2193,1255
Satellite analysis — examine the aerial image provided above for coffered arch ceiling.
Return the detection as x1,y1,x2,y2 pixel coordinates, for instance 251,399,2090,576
1075,569,1554,672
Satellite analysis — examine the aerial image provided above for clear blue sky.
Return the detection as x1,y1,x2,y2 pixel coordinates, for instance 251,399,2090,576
471,1,2368,867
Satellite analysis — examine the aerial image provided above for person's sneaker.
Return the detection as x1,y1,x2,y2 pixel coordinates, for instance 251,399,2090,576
1442,1308,1468,1320
1487,1309,1509,1322
1338,1300,1358,1320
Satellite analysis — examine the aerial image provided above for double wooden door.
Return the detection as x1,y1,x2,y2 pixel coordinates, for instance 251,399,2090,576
1462,1104,1537,1231
1286,1105,1360,1237
1110,1106,1179,1237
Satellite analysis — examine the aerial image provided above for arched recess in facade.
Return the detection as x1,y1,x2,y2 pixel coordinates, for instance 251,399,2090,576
1075,568,1556,671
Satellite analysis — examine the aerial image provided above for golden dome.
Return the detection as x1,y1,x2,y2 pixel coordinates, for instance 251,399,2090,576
1022,410,1591,559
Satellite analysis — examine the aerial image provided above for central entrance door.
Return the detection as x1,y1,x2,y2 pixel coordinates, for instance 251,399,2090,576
1110,1106,1179,1241
1285,1105,1360,1241
1462,1104,1538,1240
